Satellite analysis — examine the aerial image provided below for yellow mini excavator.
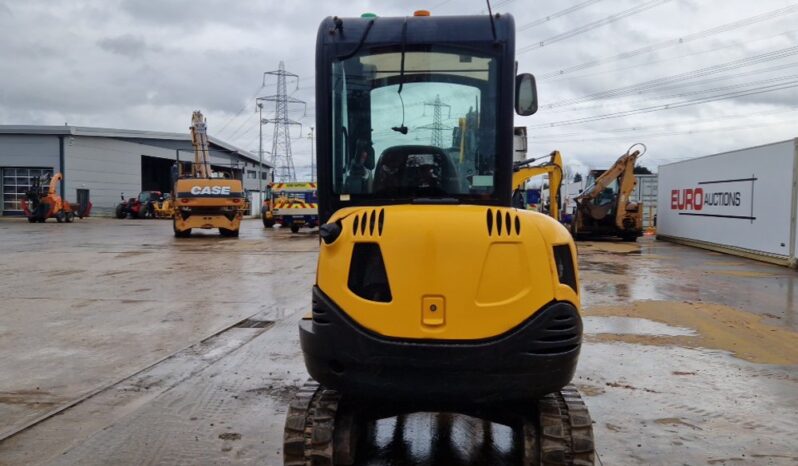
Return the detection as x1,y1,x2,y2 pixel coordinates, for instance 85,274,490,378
571,144,645,242
284,9,594,465
172,111,246,237
513,150,564,220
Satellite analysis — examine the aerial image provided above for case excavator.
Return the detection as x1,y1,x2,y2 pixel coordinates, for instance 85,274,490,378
172,111,246,237
284,10,594,465
571,144,645,241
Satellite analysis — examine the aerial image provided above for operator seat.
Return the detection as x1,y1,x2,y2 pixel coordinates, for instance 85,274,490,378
372,145,460,196
343,139,375,193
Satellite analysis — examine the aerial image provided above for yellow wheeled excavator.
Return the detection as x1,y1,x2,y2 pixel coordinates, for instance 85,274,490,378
571,144,645,241
172,111,246,237
284,9,594,465
513,150,564,221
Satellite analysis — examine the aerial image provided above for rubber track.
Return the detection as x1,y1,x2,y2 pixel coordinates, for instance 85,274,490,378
537,385,595,466
283,380,341,466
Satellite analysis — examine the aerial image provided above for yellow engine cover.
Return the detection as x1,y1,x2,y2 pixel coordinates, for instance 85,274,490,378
317,205,580,340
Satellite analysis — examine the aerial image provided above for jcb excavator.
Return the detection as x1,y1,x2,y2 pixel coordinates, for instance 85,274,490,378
513,150,564,221
284,10,594,466
571,144,645,241
172,111,246,237
21,172,90,223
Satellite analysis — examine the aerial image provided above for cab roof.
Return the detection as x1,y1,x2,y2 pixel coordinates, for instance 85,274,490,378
317,13,515,48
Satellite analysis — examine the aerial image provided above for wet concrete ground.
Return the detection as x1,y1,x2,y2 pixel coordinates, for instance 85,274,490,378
0,218,796,465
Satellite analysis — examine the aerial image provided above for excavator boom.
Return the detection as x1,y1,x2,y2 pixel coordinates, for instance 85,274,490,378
189,111,212,179
571,144,645,241
512,150,563,221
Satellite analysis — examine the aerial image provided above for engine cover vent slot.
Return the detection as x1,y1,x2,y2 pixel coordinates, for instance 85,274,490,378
486,208,521,237
352,209,384,237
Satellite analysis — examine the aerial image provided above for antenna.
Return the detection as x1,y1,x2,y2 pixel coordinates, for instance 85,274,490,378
486,0,497,41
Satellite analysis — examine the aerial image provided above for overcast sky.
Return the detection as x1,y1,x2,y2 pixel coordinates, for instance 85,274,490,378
1,0,796,179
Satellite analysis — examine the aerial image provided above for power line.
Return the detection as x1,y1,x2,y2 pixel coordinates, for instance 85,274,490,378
537,3,798,80
529,79,798,128
542,29,798,88
517,0,604,32
517,0,673,54
545,44,798,108
545,61,798,115
529,117,798,143
225,112,257,141
216,84,264,138
530,106,798,140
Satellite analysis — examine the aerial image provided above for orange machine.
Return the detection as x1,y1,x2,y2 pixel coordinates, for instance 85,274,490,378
21,172,91,223
172,111,247,237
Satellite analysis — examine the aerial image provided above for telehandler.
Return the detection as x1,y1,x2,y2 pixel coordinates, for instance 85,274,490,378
172,111,246,237
284,8,594,466
571,144,645,241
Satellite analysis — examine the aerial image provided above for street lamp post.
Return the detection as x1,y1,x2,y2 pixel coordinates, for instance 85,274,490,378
257,102,264,204
308,126,315,182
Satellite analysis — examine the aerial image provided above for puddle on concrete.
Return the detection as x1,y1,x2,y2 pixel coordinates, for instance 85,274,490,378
583,316,697,337
710,270,777,278
583,300,798,365
357,413,517,466
702,261,748,267
577,242,641,255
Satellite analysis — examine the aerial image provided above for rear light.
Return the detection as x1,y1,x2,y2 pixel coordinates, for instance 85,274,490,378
233,198,241,203
181,198,189,204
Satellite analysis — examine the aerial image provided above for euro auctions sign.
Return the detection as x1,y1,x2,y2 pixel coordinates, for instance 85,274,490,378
670,176,756,222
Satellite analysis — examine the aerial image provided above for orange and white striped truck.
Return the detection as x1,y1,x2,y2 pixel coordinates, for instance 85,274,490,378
261,182,319,233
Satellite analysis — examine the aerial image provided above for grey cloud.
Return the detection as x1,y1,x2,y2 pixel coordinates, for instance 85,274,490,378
97,34,161,58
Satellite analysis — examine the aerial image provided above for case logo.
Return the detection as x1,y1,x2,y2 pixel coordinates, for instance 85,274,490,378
190,186,231,195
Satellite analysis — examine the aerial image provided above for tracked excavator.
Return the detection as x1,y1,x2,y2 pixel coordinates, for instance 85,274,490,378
513,150,564,221
172,111,246,237
284,10,594,466
571,144,645,241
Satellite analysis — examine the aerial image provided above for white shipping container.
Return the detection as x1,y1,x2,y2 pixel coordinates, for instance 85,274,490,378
634,174,658,228
657,139,798,267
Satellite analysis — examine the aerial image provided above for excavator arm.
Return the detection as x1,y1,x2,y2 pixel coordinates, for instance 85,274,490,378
575,144,644,232
512,150,563,221
576,149,639,202
189,111,212,179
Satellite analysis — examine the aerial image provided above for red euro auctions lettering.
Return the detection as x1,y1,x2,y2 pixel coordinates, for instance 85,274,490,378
671,188,704,211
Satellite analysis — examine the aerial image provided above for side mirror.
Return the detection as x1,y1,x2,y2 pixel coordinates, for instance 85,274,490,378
515,73,538,116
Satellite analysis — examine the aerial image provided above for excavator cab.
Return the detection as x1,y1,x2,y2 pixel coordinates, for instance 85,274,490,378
285,12,594,465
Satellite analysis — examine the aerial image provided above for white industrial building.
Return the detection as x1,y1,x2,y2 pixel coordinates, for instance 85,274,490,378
0,126,272,216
